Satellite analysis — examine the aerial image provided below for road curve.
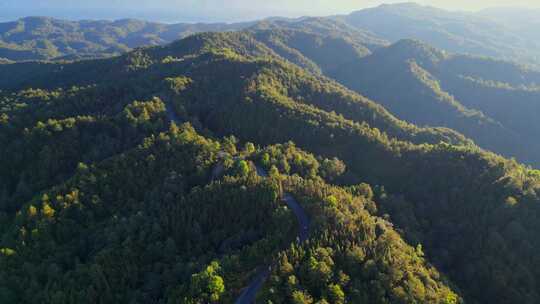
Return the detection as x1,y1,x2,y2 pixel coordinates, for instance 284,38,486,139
235,166,311,304
166,105,311,304
165,104,181,123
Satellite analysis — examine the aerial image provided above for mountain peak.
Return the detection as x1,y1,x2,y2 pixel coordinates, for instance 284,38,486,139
351,2,441,15
380,39,447,64
378,2,423,9
20,16,53,21
392,38,439,51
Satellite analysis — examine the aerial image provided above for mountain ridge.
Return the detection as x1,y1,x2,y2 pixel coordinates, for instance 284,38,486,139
4,2,540,66
330,37,540,167
2,11,540,304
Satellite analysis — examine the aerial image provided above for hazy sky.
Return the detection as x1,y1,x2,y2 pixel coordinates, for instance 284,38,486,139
1,0,540,22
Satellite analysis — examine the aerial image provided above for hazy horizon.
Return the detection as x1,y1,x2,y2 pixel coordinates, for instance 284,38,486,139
1,0,540,23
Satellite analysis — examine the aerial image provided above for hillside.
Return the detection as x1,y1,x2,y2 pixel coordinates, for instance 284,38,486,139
0,32,467,210
0,15,388,63
157,25,540,167
0,121,461,303
1,32,540,304
0,33,463,303
0,16,252,61
330,38,540,167
3,2,540,67
250,28,372,75
228,17,540,168
479,7,540,42
337,3,540,67
250,17,387,53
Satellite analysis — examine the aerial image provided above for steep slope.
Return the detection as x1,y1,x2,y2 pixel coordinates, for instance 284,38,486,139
250,28,371,74
338,3,540,67
165,47,540,304
479,7,540,42
331,39,540,167
1,32,540,303
201,27,540,167
251,17,387,52
257,173,460,304
437,55,540,138
0,33,466,219
156,37,540,303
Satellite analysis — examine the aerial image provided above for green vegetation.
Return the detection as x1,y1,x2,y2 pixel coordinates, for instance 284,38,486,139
331,38,540,167
5,8,540,168
260,175,461,303
339,2,540,67
4,2,540,68
1,29,540,304
0,119,462,303
0,16,252,61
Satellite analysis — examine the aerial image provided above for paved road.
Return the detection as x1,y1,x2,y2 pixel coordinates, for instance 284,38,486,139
171,99,312,304
210,163,224,181
283,193,310,243
234,266,271,304
255,166,268,178
165,105,181,123
235,166,310,304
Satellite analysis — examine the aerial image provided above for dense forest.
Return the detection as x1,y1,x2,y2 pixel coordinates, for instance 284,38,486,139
0,16,253,61
1,17,540,304
3,10,540,167
330,38,540,167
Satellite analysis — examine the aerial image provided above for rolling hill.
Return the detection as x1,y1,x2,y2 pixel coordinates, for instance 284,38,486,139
1,31,540,304
330,38,540,167
0,16,253,61
172,25,540,168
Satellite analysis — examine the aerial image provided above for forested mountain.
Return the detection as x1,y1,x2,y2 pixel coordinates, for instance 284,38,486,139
251,17,388,54
0,14,388,63
329,38,540,167
478,7,540,42
5,2,540,67
337,2,540,67
167,25,540,167
0,16,253,61
1,30,540,304
249,27,378,75
3,3,539,166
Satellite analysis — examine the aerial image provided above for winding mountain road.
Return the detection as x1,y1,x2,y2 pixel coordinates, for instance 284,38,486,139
235,166,310,304
166,104,310,303
165,105,181,123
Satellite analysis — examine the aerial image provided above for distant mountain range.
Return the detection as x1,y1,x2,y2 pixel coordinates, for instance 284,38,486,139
1,3,540,66
0,16,254,61
336,3,540,67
